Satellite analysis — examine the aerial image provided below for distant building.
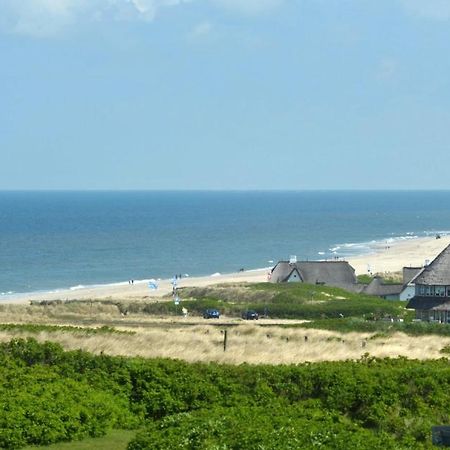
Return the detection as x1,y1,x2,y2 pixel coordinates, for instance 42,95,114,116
407,244,450,322
270,258,425,301
361,267,424,301
399,266,423,301
270,260,358,290
360,276,403,300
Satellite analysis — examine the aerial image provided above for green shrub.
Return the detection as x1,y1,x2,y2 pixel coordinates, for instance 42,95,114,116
1,338,449,449
127,405,410,450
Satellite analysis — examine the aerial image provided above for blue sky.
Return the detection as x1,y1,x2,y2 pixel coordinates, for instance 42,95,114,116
1,0,450,190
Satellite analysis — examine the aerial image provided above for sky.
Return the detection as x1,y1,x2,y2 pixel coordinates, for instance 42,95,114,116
1,0,450,190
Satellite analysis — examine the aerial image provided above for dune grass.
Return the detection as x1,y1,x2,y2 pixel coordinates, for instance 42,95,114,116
148,281,407,320
0,282,447,364
0,321,449,364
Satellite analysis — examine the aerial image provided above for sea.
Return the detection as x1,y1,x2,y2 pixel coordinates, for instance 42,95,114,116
1,190,450,296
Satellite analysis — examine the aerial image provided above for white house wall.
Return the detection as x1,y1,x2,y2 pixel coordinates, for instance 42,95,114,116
400,285,415,301
287,272,301,282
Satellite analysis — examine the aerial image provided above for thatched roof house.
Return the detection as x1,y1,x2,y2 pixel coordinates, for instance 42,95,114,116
270,258,422,300
406,244,450,322
270,260,358,290
403,267,423,285
360,276,403,300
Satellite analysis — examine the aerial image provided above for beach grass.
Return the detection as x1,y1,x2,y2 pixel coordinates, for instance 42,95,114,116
0,321,449,364
0,282,448,364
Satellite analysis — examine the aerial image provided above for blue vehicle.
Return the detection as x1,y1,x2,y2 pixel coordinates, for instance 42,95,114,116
203,309,220,319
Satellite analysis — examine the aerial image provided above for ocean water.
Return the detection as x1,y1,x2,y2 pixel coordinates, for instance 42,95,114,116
1,190,450,295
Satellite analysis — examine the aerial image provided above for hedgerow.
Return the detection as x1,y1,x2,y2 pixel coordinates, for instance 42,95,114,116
0,338,449,449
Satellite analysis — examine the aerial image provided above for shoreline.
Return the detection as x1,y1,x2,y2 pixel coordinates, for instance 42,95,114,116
1,235,450,305
347,234,450,275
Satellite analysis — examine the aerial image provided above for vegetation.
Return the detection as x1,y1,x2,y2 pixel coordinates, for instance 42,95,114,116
440,345,450,355
128,406,400,450
297,317,450,337
357,274,374,284
0,323,133,335
1,338,449,449
22,430,136,450
8,282,408,325
357,273,403,285
149,282,408,320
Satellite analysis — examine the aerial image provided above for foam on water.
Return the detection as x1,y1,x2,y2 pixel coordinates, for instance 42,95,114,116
329,231,450,259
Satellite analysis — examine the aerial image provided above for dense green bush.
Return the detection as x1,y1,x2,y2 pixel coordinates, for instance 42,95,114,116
0,360,136,447
1,338,450,449
128,405,402,450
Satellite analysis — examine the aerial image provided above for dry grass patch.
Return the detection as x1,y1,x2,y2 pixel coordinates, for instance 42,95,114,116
1,322,449,364
0,302,121,324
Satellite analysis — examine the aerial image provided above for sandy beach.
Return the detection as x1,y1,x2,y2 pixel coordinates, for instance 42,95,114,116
1,269,270,304
347,235,450,275
2,235,450,305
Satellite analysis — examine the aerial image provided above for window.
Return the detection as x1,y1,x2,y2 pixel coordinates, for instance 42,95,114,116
436,286,445,296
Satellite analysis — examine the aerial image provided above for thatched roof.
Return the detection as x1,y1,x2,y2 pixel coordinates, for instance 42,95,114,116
414,243,450,285
407,296,450,311
270,261,357,289
403,267,423,284
362,276,403,297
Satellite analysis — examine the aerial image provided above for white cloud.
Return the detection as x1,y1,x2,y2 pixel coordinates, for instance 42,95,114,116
0,0,76,36
0,0,190,37
0,0,284,37
212,0,284,15
400,0,450,20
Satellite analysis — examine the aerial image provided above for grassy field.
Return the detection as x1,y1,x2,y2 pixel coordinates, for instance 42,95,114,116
23,430,136,450
0,282,448,364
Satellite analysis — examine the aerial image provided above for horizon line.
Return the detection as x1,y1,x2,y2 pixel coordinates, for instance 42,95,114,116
2,188,450,193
